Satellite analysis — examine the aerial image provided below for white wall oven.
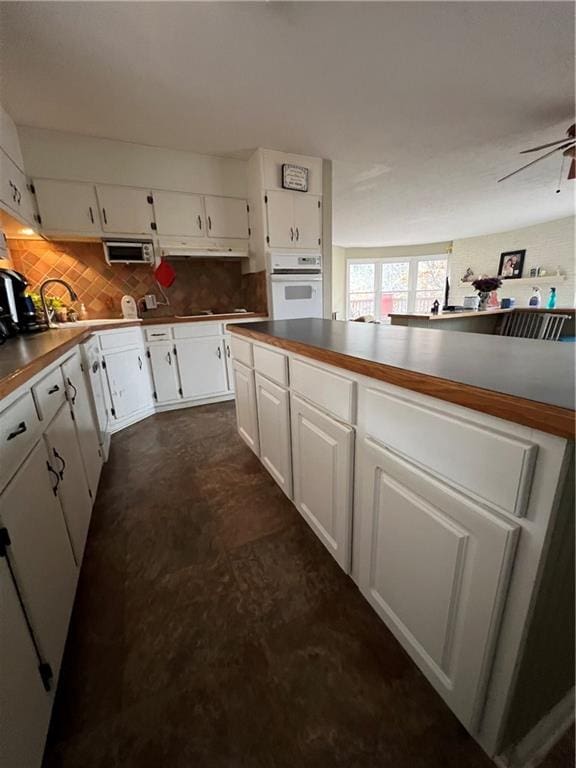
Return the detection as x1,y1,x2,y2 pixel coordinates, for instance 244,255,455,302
269,253,323,320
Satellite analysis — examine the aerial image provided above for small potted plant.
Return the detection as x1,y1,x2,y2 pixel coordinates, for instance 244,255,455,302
472,276,502,311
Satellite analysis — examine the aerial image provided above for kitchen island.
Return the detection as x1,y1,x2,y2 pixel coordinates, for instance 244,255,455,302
227,318,574,765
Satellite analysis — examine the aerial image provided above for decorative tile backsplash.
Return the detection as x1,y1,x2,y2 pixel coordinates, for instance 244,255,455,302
7,239,267,319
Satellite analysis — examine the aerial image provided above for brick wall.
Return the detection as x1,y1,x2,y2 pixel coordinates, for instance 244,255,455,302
450,216,575,307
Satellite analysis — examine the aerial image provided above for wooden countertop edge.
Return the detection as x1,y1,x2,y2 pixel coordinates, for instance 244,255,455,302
228,325,576,439
0,329,92,400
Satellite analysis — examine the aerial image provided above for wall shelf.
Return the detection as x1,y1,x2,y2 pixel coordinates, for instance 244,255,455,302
460,276,566,286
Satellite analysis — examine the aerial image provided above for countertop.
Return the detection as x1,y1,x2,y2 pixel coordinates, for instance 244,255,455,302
0,313,267,400
228,319,576,438
389,307,576,321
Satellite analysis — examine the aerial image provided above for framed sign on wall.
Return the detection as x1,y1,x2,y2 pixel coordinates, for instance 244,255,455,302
282,164,309,192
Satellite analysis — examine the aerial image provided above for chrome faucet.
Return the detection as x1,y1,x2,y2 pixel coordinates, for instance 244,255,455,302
39,279,79,328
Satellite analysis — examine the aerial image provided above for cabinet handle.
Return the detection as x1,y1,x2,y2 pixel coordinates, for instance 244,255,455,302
167,351,172,365
53,448,66,480
197,215,202,230
102,207,108,224
89,206,94,223
290,227,294,241
7,422,27,441
47,384,60,395
226,344,231,358
92,360,100,373
46,461,60,496
207,215,212,230
150,332,164,337
217,347,221,359
66,377,78,406
138,355,143,369
295,227,300,241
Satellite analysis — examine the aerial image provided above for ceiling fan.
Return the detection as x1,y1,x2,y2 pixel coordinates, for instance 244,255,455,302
497,123,575,184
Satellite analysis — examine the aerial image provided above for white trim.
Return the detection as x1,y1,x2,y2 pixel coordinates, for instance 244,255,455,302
495,689,574,768
345,253,448,320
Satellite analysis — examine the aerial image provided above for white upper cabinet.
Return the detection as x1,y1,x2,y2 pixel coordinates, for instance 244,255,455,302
153,190,204,237
0,150,35,226
33,179,100,235
265,190,321,249
95,185,156,234
356,437,519,729
204,195,249,239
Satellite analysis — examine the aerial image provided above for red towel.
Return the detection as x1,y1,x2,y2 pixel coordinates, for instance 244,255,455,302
154,259,176,288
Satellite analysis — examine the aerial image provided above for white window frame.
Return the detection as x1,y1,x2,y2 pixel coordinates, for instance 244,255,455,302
345,254,448,321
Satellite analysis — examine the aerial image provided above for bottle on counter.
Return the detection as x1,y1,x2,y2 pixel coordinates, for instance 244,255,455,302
529,287,541,307
78,302,88,321
547,287,557,309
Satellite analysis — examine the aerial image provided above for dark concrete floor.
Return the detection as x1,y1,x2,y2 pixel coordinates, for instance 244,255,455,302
43,403,574,768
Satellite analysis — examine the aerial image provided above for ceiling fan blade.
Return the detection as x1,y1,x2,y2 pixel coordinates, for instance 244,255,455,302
519,137,575,154
498,142,575,182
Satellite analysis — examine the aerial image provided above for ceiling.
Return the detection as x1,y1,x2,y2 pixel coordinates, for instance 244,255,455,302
0,2,574,247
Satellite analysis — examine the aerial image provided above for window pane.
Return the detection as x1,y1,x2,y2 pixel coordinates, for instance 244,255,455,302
349,263,375,293
415,290,444,313
349,293,375,319
417,259,447,291
381,292,408,316
381,262,409,291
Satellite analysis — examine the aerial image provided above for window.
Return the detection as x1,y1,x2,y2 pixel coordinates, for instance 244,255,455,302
346,255,448,321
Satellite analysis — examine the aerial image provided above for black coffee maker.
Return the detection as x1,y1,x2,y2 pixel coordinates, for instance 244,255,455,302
0,268,45,343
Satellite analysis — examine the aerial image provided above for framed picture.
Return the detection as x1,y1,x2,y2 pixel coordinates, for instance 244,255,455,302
282,163,309,192
498,249,525,279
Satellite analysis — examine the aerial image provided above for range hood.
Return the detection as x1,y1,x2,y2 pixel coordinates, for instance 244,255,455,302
161,245,249,260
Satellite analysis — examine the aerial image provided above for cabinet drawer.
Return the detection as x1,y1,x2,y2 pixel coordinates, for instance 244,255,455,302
32,366,67,422
290,358,355,423
253,344,288,387
0,392,42,492
173,322,222,339
145,326,172,342
362,386,537,517
230,336,253,367
99,328,142,350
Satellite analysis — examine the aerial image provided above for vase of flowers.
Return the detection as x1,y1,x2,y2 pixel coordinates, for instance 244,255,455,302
472,276,502,311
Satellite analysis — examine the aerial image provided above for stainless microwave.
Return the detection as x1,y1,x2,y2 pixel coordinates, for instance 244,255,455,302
103,239,155,265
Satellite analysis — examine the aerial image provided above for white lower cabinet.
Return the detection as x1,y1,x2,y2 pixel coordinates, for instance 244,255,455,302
62,353,103,499
232,361,259,455
255,373,292,498
176,338,228,399
290,394,354,571
0,440,78,683
103,347,153,422
356,436,520,729
44,406,93,565
0,559,52,768
148,342,181,403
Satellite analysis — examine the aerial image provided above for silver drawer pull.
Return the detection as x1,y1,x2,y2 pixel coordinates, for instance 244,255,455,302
7,422,27,441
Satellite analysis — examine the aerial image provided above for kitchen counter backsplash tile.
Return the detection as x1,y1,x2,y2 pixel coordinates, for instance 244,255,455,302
7,239,268,319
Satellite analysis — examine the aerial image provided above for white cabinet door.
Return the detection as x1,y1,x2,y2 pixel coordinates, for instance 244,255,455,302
0,440,77,680
356,437,520,728
0,149,35,225
148,342,181,403
224,335,234,393
0,559,52,768
62,353,103,499
103,348,153,421
265,190,294,248
95,185,155,234
290,395,354,570
255,373,292,498
153,190,204,236
44,405,93,565
33,179,100,234
204,196,249,239
232,361,259,455
176,338,228,399
293,194,322,249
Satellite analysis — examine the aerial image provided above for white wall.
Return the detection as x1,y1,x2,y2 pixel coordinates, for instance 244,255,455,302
18,126,248,198
332,246,346,319
450,217,575,307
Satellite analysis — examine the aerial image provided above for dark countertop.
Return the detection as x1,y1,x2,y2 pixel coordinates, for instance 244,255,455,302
229,319,576,438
